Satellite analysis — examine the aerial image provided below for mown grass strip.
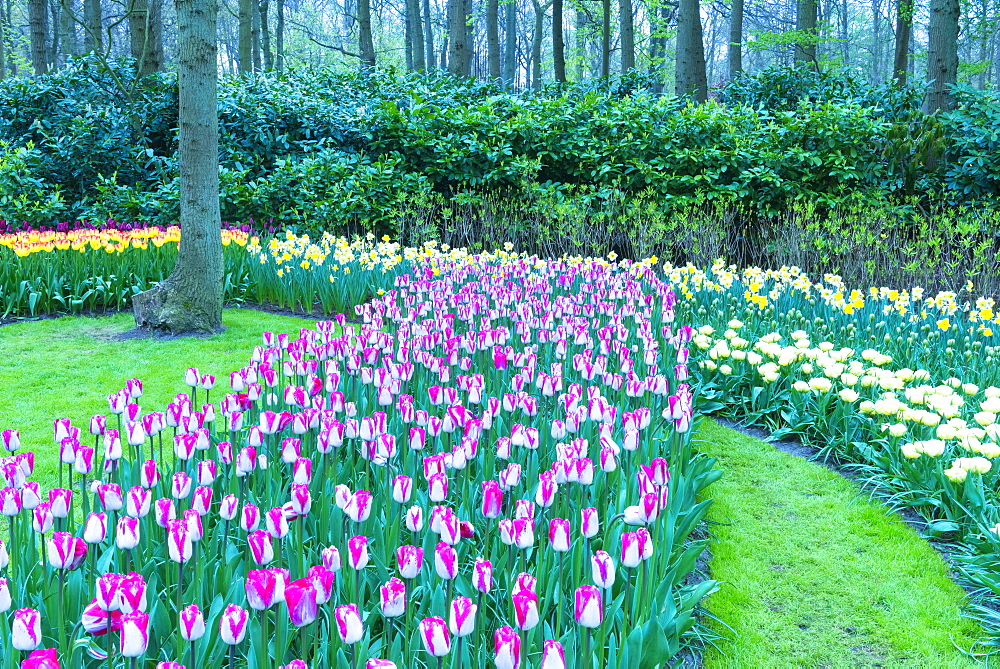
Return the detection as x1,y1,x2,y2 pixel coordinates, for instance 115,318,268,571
695,418,985,668
0,309,316,490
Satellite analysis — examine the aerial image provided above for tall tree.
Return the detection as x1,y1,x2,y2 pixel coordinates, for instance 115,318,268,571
260,0,273,70
729,0,743,78
620,0,634,72
925,0,959,111
83,0,101,53
59,0,76,65
486,0,500,77
130,0,164,76
238,0,253,71
133,0,223,334
530,0,552,87
675,0,707,100
447,0,471,75
553,0,565,80
600,0,609,76
424,0,435,68
275,0,284,70
29,0,48,75
409,0,426,69
251,0,261,70
892,0,914,84
503,0,516,83
358,0,376,69
794,0,817,67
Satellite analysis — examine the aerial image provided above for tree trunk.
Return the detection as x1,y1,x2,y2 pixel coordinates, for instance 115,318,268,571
924,0,959,112
424,0,435,67
259,0,273,70
83,0,101,53
409,0,425,69
251,0,261,71
728,0,743,79
133,0,223,335
576,8,588,79
344,0,356,29
531,0,548,88
600,0,609,76
238,0,252,71
60,0,75,65
358,0,376,69
619,0,634,72
405,0,413,69
794,0,817,67
503,0,516,83
871,0,882,81
276,0,284,71
649,2,670,91
29,0,48,75
892,0,913,84
0,6,5,77
464,0,474,74
486,0,500,77
553,0,565,81
675,0,707,100
447,0,471,75
48,0,60,68
130,0,163,76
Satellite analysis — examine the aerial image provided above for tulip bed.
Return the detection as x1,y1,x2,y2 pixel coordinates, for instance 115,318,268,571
0,255,720,668
1,227,415,319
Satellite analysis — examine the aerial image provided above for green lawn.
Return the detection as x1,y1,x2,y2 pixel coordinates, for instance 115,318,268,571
0,312,989,667
0,309,317,490
695,418,986,668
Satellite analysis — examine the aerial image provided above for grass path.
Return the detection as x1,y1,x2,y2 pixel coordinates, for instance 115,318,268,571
695,418,985,668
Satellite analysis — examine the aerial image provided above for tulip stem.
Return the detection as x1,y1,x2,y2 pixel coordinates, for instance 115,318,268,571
130,657,136,669
190,639,197,669
556,551,564,638
583,627,592,668
177,561,184,615
227,643,235,669
57,568,67,654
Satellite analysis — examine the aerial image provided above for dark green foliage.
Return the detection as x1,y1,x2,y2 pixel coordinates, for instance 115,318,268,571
1,60,999,239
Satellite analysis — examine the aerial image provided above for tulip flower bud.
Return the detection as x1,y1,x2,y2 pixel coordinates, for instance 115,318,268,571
493,625,521,669
181,604,206,641
344,490,373,522
335,604,364,645
548,518,571,552
116,517,140,551
167,519,193,563
119,573,148,613
219,604,249,645
126,487,152,519
153,498,176,528
0,577,11,613
379,577,407,618
396,545,423,579
473,558,493,594
574,585,603,628
1,429,21,452
434,542,458,580
621,532,641,568
449,596,476,637
96,573,122,611
12,608,42,650
322,546,342,572
246,569,283,611
285,578,320,627
248,530,274,565
47,531,87,570
120,611,150,657
512,591,539,631
541,639,567,669
48,488,72,519
392,475,412,504
405,505,423,533
419,616,451,657
347,535,369,570
366,661,397,669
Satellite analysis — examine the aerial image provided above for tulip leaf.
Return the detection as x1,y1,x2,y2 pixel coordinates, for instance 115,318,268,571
639,617,673,669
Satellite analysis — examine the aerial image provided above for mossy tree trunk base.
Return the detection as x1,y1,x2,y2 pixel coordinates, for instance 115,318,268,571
133,278,223,335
